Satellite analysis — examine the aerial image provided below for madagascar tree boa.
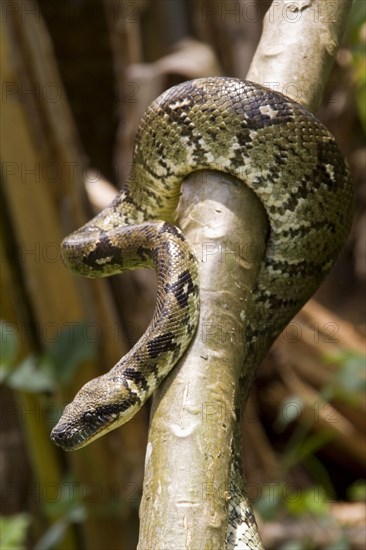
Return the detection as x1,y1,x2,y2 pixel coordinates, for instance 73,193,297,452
51,77,353,548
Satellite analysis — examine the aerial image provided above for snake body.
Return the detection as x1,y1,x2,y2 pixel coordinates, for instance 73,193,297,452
51,77,353,547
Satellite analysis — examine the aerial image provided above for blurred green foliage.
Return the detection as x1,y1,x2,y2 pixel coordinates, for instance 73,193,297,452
1,320,96,391
347,0,366,131
0,514,31,550
1,319,97,548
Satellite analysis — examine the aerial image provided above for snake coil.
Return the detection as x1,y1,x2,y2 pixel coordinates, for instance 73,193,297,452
51,77,353,548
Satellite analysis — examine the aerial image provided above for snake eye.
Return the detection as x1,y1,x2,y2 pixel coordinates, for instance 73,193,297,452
83,412,94,422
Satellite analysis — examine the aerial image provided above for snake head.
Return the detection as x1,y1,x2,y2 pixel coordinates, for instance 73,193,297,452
51,374,141,450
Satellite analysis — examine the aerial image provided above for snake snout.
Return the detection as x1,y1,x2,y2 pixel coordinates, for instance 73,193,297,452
50,423,70,448
51,417,90,451
60,231,103,277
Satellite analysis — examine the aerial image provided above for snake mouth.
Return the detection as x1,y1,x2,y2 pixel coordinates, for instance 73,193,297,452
50,410,121,451
51,424,86,451
51,396,141,451
50,420,106,451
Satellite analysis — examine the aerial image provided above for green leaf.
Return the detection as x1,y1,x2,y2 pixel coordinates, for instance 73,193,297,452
43,481,83,517
323,537,350,550
301,455,337,501
346,0,366,131
34,520,67,550
322,351,365,404
67,506,86,523
285,486,329,517
275,396,305,430
6,355,55,392
34,506,85,550
0,513,31,549
254,483,283,520
295,432,335,463
0,320,19,379
46,323,97,386
347,479,366,502
279,542,305,550
335,354,365,395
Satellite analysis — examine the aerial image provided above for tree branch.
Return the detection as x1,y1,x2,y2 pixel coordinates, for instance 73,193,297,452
138,171,267,548
247,0,353,112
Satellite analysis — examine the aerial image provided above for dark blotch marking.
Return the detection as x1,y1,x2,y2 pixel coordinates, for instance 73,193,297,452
116,191,136,207
264,256,319,278
314,140,347,192
240,89,295,130
165,269,196,309
124,368,149,391
160,222,185,241
94,401,132,418
147,331,178,359
83,234,123,270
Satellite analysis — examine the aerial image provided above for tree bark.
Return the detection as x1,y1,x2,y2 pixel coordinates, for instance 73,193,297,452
247,0,353,112
138,171,267,548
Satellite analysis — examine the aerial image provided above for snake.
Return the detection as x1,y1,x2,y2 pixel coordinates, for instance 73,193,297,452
51,77,353,548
